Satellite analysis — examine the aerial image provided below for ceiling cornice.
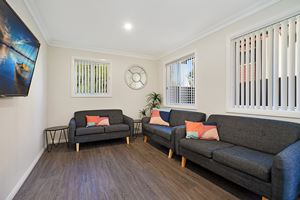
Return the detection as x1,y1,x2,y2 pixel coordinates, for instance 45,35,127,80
158,0,281,59
23,0,50,44
48,40,157,60
23,0,281,61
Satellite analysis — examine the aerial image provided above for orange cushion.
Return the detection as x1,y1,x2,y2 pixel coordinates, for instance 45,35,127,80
97,117,110,126
86,115,110,127
185,121,219,141
86,115,100,127
149,109,169,126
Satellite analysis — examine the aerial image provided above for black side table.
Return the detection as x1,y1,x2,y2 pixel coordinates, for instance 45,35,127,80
133,119,142,137
45,126,69,152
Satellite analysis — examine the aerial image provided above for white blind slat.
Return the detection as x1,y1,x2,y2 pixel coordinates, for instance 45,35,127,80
98,64,101,93
84,61,86,93
250,35,255,108
235,40,240,107
261,31,267,108
256,32,262,108
105,65,108,93
76,61,79,93
280,20,288,109
267,27,273,109
296,16,300,111
288,18,296,110
101,64,103,93
273,24,280,109
240,39,245,107
80,61,83,93
245,37,250,107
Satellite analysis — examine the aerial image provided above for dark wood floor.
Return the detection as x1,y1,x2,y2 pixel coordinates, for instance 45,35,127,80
14,136,259,200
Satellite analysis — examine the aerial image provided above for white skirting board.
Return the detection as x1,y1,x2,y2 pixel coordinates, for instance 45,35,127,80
5,148,45,200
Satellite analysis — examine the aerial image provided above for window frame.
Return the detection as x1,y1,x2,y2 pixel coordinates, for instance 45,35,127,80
164,52,197,109
226,10,300,119
71,57,112,98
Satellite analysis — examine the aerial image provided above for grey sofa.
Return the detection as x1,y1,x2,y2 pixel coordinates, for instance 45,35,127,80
176,115,300,200
142,109,206,158
69,109,133,151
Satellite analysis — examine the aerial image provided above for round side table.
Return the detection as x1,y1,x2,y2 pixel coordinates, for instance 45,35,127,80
44,126,69,152
133,119,142,137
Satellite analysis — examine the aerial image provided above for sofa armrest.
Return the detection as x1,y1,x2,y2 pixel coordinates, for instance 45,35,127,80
142,117,150,124
68,118,76,144
169,125,185,153
123,115,134,136
272,140,300,200
173,125,186,154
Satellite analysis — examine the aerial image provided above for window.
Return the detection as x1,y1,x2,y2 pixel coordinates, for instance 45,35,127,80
72,58,111,97
228,14,300,117
166,54,195,106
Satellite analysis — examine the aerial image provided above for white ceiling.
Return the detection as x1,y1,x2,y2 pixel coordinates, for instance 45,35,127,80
24,0,278,59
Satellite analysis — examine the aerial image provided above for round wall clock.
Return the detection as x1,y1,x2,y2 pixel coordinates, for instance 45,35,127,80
125,65,147,90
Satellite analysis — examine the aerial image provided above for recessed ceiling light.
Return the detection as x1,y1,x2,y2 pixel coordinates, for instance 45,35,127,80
124,23,133,31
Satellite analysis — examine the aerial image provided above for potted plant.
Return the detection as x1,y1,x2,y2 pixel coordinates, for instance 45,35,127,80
139,92,162,118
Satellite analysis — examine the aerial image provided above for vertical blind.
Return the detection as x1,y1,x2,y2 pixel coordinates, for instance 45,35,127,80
232,15,300,111
74,59,110,96
166,54,195,105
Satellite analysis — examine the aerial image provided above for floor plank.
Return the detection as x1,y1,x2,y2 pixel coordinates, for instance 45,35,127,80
14,136,259,200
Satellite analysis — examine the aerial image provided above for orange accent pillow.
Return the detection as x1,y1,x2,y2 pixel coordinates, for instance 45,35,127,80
149,109,169,126
97,117,110,126
86,115,110,127
86,115,100,127
185,121,219,141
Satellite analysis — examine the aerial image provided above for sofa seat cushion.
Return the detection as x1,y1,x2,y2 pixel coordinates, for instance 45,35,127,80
153,126,173,140
104,124,129,133
213,146,273,182
143,124,173,140
76,126,105,136
180,139,234,158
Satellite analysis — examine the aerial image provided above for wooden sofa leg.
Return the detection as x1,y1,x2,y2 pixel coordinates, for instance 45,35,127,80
143,136,148,143
168,149,173,159
262,197,268,200
181,156,186,168
126,136,130,144
76,143,79,152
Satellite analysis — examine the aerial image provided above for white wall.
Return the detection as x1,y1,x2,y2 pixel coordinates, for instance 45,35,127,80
47,46,159,126
0,1,48,199
158,0,300,123
2,0,300,198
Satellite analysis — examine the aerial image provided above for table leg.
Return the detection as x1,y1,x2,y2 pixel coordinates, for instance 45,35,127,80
134,123,138,137
50,130,59,148
54,130,59,147
62,129,68,148
49,131,54,151
58,130,62,145
45,130,50,152
63,129,68,143
138,123,141,135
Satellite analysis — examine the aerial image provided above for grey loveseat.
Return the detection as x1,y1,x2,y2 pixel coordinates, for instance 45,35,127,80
69,109,133,152
176,115,300,200
142,109,206,158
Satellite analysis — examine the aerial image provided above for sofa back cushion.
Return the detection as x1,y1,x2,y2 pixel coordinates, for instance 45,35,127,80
74,109,123,127
207,115,300,154
169,110,206,127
